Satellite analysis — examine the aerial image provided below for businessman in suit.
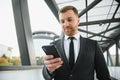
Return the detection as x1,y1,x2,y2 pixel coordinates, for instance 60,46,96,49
42,6,111,80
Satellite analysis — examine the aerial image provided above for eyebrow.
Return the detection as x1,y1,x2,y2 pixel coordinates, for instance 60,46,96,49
60,17,73,21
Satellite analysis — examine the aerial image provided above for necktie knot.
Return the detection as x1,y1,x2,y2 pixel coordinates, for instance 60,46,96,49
68,37,74,41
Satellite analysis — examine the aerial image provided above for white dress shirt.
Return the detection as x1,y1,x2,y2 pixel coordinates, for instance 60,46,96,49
64,32,80,62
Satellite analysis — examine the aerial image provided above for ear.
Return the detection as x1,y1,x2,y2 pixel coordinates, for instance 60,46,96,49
77,18,80,24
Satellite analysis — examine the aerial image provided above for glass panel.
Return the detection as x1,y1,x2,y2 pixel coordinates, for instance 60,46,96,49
33,39,53,65
103,51,107,63
28,0,61,65
119,39,120,49
27,0,61,34
118,45,120,66
118,40,120,65
0,1,21,66
109,44,116,66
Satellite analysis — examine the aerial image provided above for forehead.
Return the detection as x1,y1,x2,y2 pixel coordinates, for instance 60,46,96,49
59,10,76,20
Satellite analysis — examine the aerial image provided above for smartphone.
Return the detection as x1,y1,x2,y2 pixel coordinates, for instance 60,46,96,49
42,44,60,58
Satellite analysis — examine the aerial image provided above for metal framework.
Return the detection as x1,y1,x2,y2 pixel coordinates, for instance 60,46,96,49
11,0,120,69
44,0,120,51
12,0,36,65
33,31,59,40
79,18,120,26
78,0,102,17
44,0,120,69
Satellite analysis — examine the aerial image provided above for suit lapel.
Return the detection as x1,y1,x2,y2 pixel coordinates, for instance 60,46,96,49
55,37,71,72
56,36,86,72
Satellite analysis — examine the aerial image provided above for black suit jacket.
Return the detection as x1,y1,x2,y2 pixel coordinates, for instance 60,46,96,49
43,36,111,80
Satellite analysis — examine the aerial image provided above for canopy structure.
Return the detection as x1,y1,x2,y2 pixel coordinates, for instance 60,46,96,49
44,0,120,52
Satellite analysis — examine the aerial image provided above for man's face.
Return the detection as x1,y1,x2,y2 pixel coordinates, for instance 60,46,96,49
59,10,80,36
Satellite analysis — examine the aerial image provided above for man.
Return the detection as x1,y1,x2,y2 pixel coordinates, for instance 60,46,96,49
42,5,111,80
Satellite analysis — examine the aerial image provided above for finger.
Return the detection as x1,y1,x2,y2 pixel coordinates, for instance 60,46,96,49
44,58,61,65
43,55,53,60
56,64,62,69
47,63,63,72
47,64,62,72
46,60,63,72
46,60,62,69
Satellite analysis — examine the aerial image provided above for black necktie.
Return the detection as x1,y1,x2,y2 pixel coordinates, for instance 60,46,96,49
69,37,75,70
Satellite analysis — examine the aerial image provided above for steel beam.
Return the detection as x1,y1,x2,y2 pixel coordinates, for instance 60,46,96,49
79,18,120,26
107,50,113,66
44,0,59,21
101,4,120,40
116,41,119,66
88,24,120,38
78,0,102,17
115,0,120,3
12,0,36,65
78,28,113,39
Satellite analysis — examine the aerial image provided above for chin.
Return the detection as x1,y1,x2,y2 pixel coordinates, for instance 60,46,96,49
66,33,73,36
64,31,73,36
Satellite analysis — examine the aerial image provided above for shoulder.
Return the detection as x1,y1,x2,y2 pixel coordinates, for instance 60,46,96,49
50,38,61,45
81,36,98,47
81,36,102,52
81,36,97,43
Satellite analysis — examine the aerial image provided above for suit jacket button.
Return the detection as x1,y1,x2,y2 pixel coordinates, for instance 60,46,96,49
70,74,72,77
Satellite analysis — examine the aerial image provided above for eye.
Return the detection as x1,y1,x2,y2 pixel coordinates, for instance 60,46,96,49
60,20,64,24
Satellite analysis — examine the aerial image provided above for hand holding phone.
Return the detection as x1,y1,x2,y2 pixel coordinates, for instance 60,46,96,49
42,44,60,58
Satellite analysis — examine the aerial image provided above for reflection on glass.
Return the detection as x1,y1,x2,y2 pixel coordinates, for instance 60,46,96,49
0,1,21,66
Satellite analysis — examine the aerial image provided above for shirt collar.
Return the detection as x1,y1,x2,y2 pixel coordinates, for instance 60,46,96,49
64,32,80,40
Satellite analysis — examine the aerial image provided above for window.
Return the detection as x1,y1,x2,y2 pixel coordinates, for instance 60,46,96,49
27,0,61,65
109,44,116,66
0,1,21,66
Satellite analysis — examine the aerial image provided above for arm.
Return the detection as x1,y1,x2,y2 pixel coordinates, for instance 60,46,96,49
42,65,54,80
42,55,63,80
95,42,111,80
